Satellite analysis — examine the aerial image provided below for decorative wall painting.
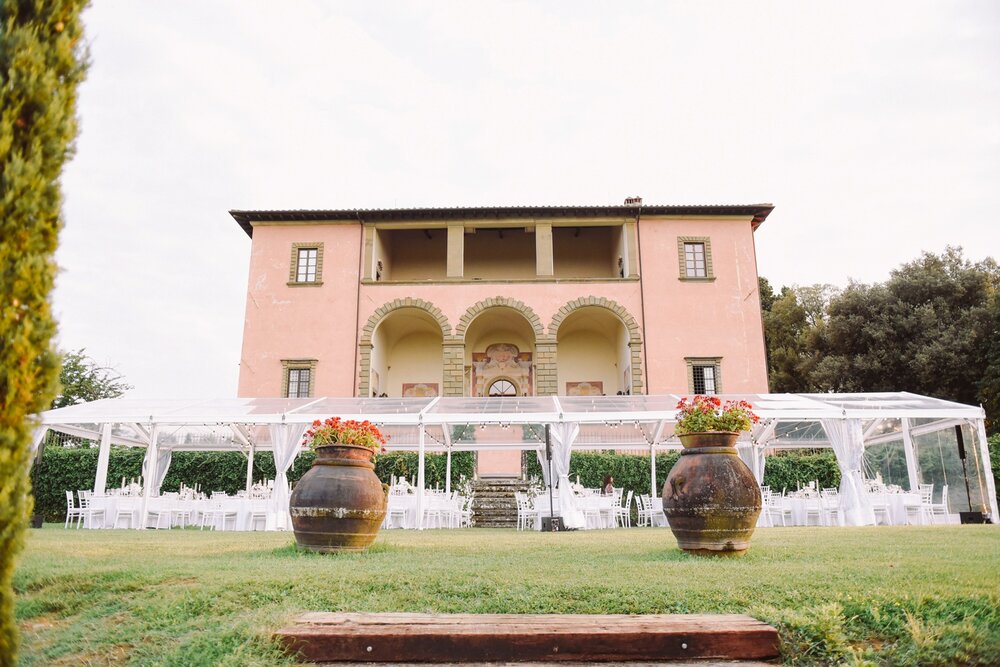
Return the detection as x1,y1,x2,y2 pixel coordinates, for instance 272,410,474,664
401,383,439,398
566,381,603,396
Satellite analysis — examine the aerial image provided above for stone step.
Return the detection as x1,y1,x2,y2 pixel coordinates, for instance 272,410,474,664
470,479,533,528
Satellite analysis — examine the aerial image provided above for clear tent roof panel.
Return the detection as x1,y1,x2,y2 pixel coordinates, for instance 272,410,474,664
155,424,247,450
423,396,559,423
37,393,985,442
380,424,449,450
293,397,435,423
797,392,980,417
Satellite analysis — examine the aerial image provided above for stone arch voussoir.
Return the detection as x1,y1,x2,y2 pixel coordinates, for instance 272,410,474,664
548,296,641,342
359,298,451,345
454,297,546,342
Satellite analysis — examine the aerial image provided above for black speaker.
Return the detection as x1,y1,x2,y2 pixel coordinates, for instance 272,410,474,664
541,517,564,532
959,512,988,524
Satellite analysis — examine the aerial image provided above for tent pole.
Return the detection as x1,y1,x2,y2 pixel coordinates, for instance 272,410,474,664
245,445,255,493
417,421,426,530
650,442,657,499
445,448,452,494
94,423,113,495
901,418,920,492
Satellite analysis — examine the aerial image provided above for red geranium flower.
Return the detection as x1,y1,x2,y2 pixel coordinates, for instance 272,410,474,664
674,395,760,436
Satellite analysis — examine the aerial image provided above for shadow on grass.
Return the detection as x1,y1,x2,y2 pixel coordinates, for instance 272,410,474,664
268,541,397,559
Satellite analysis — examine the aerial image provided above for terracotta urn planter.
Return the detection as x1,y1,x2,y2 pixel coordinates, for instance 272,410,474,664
661,431,761,557
289,444,387,552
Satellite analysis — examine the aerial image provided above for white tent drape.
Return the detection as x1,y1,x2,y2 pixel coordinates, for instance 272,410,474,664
139,425,160,529
30,427,48,466
975,419,1000,520
93,424,113,495
822,418,875,526
548,422,585,529
535,444,551,487
270,422,308,530
736,443,766,485
140,442,157,491
244,446,255,493
140,443,172,494
153,449,172,494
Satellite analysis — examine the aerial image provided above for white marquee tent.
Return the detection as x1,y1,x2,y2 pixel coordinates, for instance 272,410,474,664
34,392,998,529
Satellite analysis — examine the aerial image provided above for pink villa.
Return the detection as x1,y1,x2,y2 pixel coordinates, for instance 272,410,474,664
231,200,774,476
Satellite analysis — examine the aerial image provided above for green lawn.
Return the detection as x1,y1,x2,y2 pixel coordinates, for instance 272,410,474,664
15,525,1000,666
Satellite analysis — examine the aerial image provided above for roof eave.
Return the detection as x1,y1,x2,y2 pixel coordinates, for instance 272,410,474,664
230,204,775,239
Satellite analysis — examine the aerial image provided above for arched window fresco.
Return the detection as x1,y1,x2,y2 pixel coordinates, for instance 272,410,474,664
487,378,518,397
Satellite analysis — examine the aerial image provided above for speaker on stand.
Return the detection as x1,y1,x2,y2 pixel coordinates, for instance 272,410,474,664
540,424,564,531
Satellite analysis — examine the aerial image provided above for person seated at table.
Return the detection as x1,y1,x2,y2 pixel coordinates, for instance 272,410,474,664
602,475,614,495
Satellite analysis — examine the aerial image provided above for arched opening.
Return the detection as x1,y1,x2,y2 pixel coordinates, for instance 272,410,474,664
556,306,632,396
464,306,537,478
369,308,444,397
464,307,537,397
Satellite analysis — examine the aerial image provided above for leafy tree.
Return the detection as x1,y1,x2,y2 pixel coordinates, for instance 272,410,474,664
760,280,831,393
0,1,89,662
52,348,132,408
811,247,999,414
979,296,1000,434
758,276,777,312
794,283,839,328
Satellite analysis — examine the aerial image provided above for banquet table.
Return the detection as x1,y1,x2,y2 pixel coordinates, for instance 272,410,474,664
86,495,275,530
85,495,142,529
648,497,667,527
383,492,466,529
533,494,618,530
867,491,924,525
773,494,844,526
384,494,419,529
768,491,924,526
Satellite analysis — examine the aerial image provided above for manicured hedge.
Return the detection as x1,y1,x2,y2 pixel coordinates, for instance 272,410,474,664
526,451,681,498
762,450,841,494
990,434,1000,496
526,449,842,498
32,447,474,522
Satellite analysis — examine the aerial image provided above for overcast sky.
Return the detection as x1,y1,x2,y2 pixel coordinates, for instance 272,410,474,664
53,1,1000,399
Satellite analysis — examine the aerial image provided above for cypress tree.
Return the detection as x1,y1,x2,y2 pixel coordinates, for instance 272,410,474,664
0,1,89,662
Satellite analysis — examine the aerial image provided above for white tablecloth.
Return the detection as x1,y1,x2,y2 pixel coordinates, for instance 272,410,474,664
86,495,275,530
383,492,466,529
868,492,923,525
85,495,141,528
774,495,844,526
533,494,618,530
384,494,419,529
768,491,924,526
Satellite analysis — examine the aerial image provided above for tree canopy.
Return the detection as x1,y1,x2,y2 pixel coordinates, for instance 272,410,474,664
761,247,1000,432
52,349,132,409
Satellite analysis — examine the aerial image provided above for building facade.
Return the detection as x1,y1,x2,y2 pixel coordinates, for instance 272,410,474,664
232,202,773,473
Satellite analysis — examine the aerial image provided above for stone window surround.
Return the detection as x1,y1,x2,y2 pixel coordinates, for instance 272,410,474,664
281,359,317,398
288,242,324,286
685,357,722,394
677,236,715,281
